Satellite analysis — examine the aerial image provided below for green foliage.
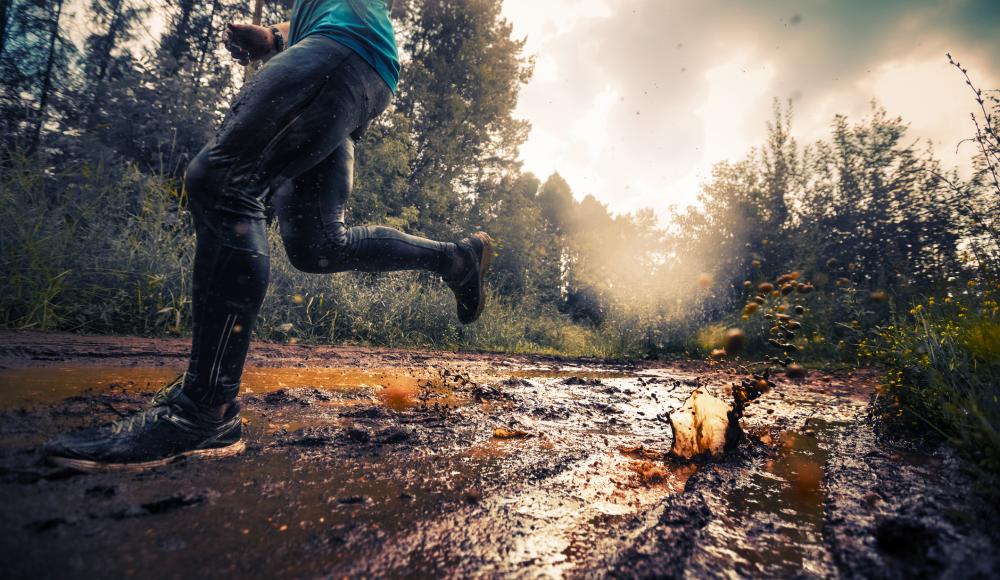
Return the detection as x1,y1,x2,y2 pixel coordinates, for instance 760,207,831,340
0,0,79,154
861,282,1000,502
0,149,620,355
856,64,1000,503
393,0,532,239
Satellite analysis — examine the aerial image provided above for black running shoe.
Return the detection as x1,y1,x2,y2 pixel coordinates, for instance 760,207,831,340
445,231,494,324
43,389,244,473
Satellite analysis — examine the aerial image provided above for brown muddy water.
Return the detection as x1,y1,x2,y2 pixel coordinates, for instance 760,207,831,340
0,366,434,409
0,333,996,578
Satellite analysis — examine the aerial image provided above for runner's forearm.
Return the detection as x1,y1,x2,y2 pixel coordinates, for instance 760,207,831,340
271,21,290,41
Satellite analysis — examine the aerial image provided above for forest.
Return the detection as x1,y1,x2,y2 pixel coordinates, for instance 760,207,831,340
1,0,999,501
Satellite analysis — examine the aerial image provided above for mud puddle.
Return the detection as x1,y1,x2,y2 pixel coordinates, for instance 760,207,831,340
1,332,996,578
692,421,837,576
0,366,443,409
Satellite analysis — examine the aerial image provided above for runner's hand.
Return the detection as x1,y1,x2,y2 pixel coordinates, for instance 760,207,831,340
223,23,274,65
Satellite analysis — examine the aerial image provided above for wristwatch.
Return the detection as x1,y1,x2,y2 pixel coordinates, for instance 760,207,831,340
270,26,285,54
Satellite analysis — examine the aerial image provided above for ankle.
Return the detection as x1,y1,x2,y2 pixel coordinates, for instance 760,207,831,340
443,243,467,280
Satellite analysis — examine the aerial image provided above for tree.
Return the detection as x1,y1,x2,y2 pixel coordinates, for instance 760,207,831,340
800,108,962,294
29,0,64,154
98,0,253,173
80,0,146,131
472,171,546,298
0,0,76,153
392,0,532,239
671,103,965,331
0,0,12,59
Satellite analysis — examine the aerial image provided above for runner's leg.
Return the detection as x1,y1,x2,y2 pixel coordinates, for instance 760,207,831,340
182,37,375,407
273,137,460,274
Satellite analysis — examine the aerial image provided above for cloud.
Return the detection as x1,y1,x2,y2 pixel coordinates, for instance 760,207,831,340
502,0,1000,218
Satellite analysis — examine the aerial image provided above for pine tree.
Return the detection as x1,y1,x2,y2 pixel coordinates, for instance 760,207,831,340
0,0,77,153
81,0,146,131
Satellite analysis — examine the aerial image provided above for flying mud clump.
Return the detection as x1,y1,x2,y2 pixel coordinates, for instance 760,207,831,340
669,268,819,460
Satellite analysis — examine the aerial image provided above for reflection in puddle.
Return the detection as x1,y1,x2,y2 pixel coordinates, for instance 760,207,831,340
693,419,840,577
471,448,699,577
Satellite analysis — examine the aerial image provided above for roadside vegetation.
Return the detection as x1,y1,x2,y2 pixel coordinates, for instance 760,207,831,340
861,60,1000,501
0,2,996,494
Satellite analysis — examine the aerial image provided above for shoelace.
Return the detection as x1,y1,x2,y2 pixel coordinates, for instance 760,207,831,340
111,406,167,434
149,374,186,407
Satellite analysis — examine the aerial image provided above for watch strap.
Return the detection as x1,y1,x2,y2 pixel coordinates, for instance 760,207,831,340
270,26,284,53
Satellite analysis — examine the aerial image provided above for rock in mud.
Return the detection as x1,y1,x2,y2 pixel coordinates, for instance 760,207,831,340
272,425,414,449
254,388,332,407
668,388,739,460
562,376,603,386
274,426,341,447
471,383,514,401
375,426,412,445
112,492,210,519
492,427,531,439
340,406,389,419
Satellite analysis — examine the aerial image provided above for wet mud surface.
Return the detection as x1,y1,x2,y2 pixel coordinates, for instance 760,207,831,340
0,331,997,578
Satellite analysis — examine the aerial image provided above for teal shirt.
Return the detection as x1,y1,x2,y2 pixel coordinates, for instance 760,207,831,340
288,0,400,93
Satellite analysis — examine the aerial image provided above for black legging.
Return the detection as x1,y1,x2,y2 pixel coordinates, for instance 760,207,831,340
182,35,456,407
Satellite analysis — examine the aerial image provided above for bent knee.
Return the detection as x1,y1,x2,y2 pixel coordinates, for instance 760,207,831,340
285,247,334,273
281,236,318,273
283,239,353,274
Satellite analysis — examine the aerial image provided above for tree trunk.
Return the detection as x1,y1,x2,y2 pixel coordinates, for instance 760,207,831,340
0,0,12,59
193,0,220,93
95,0,124,87
29,0,64,155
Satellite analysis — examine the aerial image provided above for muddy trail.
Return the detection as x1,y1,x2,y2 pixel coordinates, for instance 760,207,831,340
0,331,996,579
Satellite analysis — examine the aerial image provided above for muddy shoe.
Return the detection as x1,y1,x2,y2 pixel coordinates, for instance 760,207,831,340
42,390,244,473
445,232,494,324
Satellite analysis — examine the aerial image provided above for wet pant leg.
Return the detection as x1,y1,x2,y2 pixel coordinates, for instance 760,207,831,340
181,37,389,406
273,137,455,274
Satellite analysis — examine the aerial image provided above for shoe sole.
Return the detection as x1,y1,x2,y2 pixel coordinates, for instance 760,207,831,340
468,232,494,324
47,440,247,474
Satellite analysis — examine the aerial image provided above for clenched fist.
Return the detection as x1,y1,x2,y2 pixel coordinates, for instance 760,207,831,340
223,22,274,65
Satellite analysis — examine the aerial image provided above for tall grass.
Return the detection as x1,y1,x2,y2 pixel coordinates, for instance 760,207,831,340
0,154,194,334
0,148,874,360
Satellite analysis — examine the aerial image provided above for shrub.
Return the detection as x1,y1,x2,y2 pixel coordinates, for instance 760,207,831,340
861,281,1000,501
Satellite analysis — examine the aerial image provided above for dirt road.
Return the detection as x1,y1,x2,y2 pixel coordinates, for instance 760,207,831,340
0,331,996,578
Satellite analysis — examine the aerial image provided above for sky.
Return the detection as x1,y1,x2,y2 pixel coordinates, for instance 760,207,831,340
500,0,1000,219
